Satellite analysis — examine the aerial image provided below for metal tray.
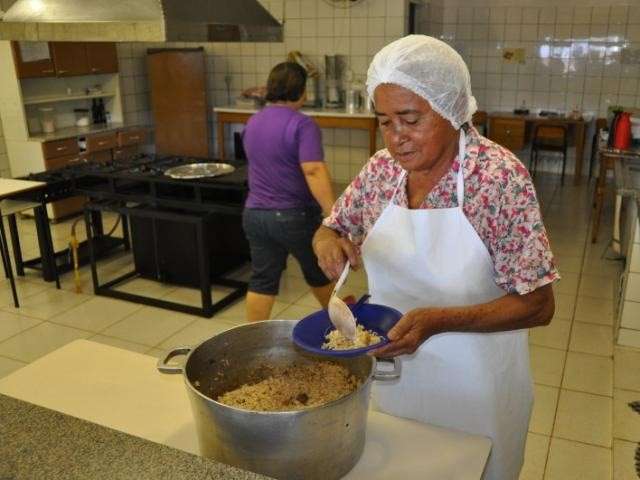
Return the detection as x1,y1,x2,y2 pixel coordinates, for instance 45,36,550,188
164,163,235,180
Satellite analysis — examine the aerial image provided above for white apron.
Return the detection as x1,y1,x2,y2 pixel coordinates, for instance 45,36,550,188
362,131,533,480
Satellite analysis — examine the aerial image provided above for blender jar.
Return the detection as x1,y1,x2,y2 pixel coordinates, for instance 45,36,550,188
38,107,56,133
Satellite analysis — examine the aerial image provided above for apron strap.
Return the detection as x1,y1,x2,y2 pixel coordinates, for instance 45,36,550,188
456,129,466,209
390,169,408,204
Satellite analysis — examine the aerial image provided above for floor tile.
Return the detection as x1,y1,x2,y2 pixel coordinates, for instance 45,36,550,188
48,296,143,333
555,255,583,275
562,351,613,396
2,288,93,320
0,356,26,378
0,279,53,308
529,384,559,436
276,303,320,320
579,274,615,300
100,306,197,347
613,389,640,443
529,345,566,387
582,255,623,277
569,322,613,357
161,286,236,308
545,437,611,480
574,296,614,326
88,334,150,354
0,310,41,342
0,322,91,362
613,439,638,480
519,433,550,480
529,319,571,350
553,272,579,296
112,277,178,299
157,318,239,349
145,347,164,359
553,293,576,320
554,389,613,448
274,276,311,303
615,347,640,392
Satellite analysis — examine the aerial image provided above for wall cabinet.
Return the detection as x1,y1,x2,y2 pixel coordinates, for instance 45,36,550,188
13,41,118,79
11,42,55,79
86,43,119,74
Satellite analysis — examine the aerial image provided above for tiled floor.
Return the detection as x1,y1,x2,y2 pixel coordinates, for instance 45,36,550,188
0,172,637,480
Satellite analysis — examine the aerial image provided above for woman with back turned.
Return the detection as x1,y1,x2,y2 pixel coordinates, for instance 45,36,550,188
242,62,335,322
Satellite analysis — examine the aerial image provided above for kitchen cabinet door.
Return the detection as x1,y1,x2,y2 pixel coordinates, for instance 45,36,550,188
50,42,89,77
86,43,119,74
11,42,55,79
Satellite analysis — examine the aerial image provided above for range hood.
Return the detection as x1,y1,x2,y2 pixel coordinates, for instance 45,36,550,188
0,0,283,42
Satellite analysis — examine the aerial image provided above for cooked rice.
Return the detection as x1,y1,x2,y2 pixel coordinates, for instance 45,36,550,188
322,324,382,350
217,362,360,411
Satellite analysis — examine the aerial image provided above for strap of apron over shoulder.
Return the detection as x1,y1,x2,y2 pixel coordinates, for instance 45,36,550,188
389,129,468,208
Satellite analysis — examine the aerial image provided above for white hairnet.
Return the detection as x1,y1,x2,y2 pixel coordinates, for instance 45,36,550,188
366,35,477,130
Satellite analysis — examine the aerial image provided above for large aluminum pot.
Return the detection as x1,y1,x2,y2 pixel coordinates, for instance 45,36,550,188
157,320,400,480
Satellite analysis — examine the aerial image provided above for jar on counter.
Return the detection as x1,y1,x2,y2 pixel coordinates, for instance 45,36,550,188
38,107,56,133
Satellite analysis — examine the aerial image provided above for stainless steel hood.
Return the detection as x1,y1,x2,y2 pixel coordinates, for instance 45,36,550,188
0,0,283,42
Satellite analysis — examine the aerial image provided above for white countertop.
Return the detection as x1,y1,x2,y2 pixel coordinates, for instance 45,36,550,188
214,105,376,119
0,340,491,480
0,178,45,200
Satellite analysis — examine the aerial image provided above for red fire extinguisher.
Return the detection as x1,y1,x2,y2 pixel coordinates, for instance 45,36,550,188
612,111,632,150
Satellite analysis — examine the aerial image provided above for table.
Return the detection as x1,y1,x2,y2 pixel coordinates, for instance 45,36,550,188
0,340,492,480
214,106,378,160
0,178,58,307
591,145,640,245
488,112,588,184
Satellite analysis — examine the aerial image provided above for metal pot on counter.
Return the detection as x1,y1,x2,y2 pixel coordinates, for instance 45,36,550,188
157,320,400,480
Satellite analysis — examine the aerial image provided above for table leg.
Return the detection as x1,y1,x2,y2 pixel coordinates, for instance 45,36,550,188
0,215,19,308
591,152,608,243
8,214,24,276
574,122,585,185
217,121,226,160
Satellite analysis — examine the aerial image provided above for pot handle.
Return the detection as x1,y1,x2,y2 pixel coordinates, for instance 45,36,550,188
373,357,401,381
157,346,192,374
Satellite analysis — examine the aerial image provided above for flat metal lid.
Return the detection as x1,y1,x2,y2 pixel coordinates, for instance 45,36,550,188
163,163,236,180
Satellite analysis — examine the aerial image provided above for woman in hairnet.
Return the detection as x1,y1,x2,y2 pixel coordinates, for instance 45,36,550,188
313,35,558,480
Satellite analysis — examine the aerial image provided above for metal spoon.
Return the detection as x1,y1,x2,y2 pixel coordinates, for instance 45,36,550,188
327,262,357,341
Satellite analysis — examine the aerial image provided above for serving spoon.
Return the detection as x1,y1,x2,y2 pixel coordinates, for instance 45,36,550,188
327,262,357,341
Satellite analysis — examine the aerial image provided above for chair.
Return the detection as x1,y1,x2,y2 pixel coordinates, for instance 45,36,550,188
588,118,609,179
472,110,488,136
0,199,60,308
529,124,569,184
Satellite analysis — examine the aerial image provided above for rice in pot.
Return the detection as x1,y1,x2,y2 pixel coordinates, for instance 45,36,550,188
217,361,360,411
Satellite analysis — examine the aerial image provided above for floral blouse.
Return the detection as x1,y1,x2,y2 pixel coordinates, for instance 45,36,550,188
323,126,559,295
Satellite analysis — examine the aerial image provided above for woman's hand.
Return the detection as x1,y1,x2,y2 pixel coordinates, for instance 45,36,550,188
371,308,443,358
314,234,360,280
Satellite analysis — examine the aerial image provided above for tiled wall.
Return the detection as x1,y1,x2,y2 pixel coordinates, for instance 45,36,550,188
115,0,407,183
427,2,640,117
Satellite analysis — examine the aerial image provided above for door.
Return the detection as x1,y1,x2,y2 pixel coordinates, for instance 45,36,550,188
86,43,119,74
50,42,89,77
147,49,209,157
11,41,55,79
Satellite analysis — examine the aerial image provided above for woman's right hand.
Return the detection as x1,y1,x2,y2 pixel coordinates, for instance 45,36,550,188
314,235,360,280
